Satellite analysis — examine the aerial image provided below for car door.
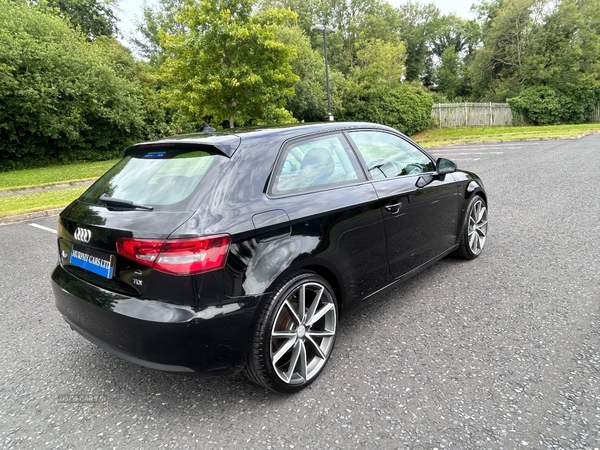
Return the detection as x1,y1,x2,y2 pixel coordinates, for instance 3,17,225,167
267,132,391,303
346,130,459,279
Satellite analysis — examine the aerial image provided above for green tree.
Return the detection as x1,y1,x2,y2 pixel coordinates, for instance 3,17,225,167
525,0,600,119
470,0,600,119
0,1,146,170
396,2,441,85
350,38,406,88
434,47,464,100
274,25,328,121
34,0,118,39
470,0,542,100
258,0,401,76
132,0,184,63
158,0,299,128
339,38,431,134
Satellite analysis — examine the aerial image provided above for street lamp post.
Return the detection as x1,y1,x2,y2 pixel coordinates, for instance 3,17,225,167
310,24,337,122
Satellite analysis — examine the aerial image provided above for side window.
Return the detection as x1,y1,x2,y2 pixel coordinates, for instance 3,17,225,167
348,131,435,180
272,134,365,194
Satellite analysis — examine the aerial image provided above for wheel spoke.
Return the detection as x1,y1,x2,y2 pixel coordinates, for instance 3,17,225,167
305,334,327,360
272,335,297,365
297,285,306,323
305,286,324,324
298,341,307,381
469,216,476,230
469,230,478,252
306,329,335,338
272,330,296,339
283,299,301,325
306,302,334,327
285,340,307,382
476,205,487,223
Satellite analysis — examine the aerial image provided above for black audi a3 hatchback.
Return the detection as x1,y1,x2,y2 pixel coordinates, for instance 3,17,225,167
51,122,488,393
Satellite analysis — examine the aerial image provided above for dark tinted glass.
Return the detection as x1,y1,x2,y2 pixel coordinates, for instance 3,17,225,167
272,134,365,194
80,148,226,210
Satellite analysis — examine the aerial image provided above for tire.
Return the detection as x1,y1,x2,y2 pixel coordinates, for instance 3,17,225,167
243,271,338,393
455,195,488,259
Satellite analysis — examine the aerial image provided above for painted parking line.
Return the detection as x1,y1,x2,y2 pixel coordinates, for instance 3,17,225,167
431,145,524,151
29,223,56,234
432,152,504,156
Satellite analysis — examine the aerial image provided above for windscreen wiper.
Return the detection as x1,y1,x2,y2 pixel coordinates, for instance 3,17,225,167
99,194,154,211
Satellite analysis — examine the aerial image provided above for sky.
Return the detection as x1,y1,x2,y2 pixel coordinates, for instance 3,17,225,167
116,0,476,47
116,0,476,35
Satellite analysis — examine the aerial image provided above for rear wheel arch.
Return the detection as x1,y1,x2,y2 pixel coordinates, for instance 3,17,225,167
243,270,339,393
262,262,345,318
303,264,344,317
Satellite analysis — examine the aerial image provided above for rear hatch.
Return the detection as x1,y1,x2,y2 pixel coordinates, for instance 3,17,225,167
57,144,230,296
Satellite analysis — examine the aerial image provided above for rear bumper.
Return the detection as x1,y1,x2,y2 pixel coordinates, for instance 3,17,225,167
51,264,262,375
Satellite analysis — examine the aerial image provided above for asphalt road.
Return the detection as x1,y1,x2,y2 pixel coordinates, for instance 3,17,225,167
1,136,599,449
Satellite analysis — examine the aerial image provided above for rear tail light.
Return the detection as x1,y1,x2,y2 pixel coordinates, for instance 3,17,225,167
116,235,231,276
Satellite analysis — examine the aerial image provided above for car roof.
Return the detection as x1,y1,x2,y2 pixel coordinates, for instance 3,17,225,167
126,122,395,158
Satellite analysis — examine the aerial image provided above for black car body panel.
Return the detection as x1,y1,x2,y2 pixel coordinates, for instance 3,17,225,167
51,122,487,379
52,265,260,374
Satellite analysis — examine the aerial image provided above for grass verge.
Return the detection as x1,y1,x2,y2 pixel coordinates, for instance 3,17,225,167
412,123,600,147
0,187,87,218
1,123,600,219
0,160,117,191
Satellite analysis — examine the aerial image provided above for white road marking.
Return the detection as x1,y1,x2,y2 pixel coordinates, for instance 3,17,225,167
432,144,527,149
433,152,504,156
29,223,56,234
432,146,515,151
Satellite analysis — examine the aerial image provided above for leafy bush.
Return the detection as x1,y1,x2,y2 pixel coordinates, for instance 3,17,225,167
0,2,147,171
508,85,600,125
339,82,433,135
558,85,600,124
508,86,565,125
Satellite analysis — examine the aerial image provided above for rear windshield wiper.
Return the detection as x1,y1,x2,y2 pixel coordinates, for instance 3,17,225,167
99,194,154,211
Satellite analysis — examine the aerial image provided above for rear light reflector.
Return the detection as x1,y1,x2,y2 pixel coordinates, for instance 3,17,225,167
116,235,230,275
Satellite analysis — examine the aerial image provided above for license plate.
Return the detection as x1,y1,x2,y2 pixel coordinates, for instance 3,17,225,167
70,243,115,279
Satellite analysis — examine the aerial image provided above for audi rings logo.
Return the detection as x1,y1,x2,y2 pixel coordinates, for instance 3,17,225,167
73,227,92,243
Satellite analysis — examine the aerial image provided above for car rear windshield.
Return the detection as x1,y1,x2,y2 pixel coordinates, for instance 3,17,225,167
80,146,227,211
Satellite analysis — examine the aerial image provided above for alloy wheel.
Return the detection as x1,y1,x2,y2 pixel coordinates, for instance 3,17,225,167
468,198,488,255
270,282,337,385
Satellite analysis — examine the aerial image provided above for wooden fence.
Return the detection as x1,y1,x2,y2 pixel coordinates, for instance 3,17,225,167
590,102,600,123
432,103,514,128
432,101,600,127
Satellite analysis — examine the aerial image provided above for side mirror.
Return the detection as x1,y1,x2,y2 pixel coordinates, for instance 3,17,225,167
437,158,457,175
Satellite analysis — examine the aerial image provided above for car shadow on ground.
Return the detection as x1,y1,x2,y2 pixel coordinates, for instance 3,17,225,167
54,256,469,416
